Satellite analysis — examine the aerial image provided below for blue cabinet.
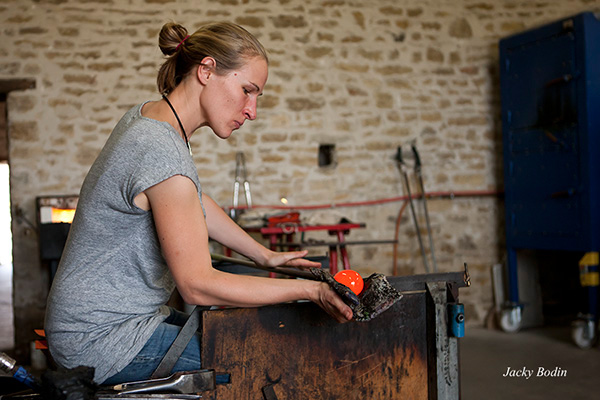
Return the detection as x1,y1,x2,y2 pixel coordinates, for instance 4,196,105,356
499,12,600,336
501,11,600,252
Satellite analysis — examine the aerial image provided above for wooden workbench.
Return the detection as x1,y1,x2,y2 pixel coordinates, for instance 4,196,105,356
200,270,469,399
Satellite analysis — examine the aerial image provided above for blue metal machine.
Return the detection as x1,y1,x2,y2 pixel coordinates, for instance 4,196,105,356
499,12,600,346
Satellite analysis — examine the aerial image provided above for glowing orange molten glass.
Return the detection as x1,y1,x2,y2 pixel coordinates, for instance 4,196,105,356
334,270,364,295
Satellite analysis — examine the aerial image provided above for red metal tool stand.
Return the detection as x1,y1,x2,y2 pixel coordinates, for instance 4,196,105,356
258,223,365,275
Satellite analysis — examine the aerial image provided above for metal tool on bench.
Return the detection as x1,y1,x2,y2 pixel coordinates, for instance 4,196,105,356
108,370,215,395
231,152,252,220
211,254,403,322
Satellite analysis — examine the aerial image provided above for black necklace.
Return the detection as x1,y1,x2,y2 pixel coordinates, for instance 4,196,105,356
162,95,192,156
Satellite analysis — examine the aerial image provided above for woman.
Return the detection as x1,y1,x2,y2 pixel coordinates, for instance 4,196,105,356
45,21,352,385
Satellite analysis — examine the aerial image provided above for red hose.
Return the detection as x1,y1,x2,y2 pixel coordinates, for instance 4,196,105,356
228,189,502,211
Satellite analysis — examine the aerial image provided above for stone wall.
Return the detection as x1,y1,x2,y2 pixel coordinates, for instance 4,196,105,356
1,0,597,361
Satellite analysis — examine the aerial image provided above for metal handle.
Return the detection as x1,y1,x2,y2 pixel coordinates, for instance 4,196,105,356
211,254,316,280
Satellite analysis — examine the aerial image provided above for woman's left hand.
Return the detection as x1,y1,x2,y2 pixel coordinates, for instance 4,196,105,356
259,250,321,270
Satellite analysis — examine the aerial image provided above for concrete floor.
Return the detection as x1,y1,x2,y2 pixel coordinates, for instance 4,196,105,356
461,325,600,400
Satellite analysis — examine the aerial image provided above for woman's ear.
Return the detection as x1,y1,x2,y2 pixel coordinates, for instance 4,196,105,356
197,57,216,85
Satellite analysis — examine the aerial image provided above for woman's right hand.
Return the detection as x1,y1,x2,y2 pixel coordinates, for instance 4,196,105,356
310,281,354,323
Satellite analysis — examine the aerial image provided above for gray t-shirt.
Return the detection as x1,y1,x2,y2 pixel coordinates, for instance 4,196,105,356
45,102,204,383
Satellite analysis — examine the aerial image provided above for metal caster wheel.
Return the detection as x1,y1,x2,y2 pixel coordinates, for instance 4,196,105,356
499,307,522,333
572,319,596,349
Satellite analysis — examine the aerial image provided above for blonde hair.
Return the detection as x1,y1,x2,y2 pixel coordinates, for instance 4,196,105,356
157,21,268,94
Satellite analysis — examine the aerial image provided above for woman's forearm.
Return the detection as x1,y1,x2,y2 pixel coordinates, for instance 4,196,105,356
202,193,270,263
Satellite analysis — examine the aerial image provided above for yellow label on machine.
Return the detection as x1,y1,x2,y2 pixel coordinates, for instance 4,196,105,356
580,271,599,287
579,252,599,267
579,252,599,287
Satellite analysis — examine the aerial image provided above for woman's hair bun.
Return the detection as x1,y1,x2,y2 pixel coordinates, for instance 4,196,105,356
158,22,189,56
